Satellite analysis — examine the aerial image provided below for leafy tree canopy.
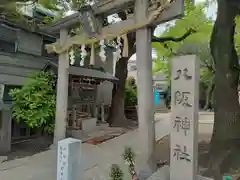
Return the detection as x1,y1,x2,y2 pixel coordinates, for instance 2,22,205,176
152,1,214,84
153,1,240,79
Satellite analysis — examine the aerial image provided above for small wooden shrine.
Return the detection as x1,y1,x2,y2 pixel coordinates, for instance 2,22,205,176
43,57,117,136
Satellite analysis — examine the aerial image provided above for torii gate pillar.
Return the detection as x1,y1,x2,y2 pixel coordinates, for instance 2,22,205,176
135,0,157,175
53,28,69,145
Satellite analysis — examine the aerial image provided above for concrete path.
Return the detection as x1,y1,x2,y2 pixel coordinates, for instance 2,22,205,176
0,130,148,180
0,112,214,180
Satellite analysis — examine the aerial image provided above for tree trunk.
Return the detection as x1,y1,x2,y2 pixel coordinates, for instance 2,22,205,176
107,33,136,127
208,0,240,176
107,57,129,126
204,75,215,111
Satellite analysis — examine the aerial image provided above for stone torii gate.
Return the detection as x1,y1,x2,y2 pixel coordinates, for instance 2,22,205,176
42,0,184,173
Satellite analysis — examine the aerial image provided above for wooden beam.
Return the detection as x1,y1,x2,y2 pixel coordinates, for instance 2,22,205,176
46,0,184,54
152,0,184,25
46,18,135,53
93,0,134,15
40,0,134,33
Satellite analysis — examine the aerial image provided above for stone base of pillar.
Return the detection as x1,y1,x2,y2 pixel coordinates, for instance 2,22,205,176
49,143,57,150
138,167,156,180
0,156,7,163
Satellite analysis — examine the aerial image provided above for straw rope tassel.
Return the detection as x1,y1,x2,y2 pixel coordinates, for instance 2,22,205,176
80,44,87,66
90,43,95,65
69,48,75,65
121,34,129,57
113,52,117,76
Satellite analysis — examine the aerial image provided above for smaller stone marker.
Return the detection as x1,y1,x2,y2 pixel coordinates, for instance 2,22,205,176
57,138,82,180
170,55,199,180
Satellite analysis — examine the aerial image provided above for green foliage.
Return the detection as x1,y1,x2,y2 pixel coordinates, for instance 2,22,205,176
43,16,54,24
10,71,56,133
124,87,137,107
153,58,171,83
110,147,137,180
126,77,137,88
2,0,60,25
1,2,26,23
234,16,240,54
153,1,213,58
72,0,98,9
153,1,215,86
110,164,124,180
123,146,135,163
123,147,137,179
38,0,59,11
124,77,137,107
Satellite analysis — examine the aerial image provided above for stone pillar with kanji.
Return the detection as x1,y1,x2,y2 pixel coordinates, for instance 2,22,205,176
170,55,199,180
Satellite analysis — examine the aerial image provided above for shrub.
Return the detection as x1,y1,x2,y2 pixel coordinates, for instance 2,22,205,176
110,164,124,180
124,77,137,107
10,71,56,133
124,87,137,107
110,147,137,180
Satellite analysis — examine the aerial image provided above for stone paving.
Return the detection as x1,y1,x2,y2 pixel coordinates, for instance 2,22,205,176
0,112,214,180
0,130,143,180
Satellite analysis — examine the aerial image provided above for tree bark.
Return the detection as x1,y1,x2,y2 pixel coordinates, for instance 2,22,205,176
107,33,136,127
208,0,240,176
107,57,129,126
204,75,215,111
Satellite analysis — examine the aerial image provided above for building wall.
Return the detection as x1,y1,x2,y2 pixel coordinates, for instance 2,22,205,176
127,60,168,88
128,60,138,82
0,52,48,85
0,25,52,86
0,25,52,154
153,71,168,91
17,30,43,56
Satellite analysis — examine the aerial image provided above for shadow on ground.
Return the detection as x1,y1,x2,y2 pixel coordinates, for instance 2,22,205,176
6,136,52,161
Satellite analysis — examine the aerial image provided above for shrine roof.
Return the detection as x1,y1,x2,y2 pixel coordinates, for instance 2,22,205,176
0,17,56,38
69,66,118,82
44,60,118,82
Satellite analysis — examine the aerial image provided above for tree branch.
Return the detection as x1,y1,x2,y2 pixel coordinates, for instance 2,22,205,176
202,58,215,73
233,64,240,72
201,64,215,73
151,28,196,43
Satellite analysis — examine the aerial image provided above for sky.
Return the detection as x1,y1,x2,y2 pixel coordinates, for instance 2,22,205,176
130,0,217,60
